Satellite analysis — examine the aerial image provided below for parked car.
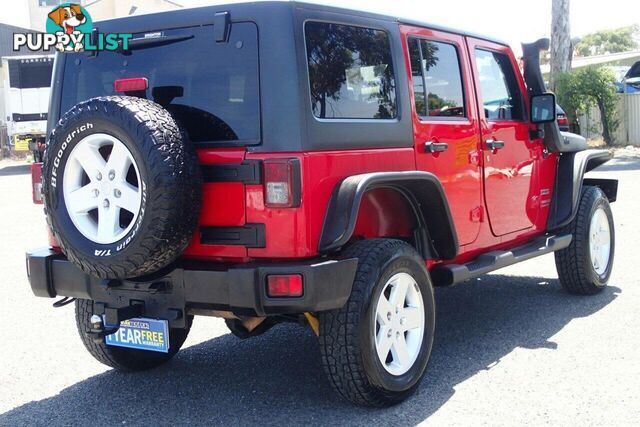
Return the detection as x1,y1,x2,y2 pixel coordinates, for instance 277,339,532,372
620,61,640,93
26,2,618,407
556,104,570,131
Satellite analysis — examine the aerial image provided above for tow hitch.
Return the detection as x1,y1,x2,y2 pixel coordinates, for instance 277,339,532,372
88,303,144,343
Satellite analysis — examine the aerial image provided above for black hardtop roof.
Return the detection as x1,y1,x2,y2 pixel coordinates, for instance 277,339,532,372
94,0,509,47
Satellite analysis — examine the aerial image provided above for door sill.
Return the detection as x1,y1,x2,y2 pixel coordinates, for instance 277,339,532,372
431,234,572,286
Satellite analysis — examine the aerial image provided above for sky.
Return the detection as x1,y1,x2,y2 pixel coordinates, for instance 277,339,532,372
180,0,640,56
4,0,639,56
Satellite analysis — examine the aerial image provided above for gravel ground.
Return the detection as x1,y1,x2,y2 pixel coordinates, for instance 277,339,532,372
0,155,639,426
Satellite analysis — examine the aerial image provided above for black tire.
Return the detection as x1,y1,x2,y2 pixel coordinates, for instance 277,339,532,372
319,239,435,407
43,96,201,279
75,299,191,371
555,186,615,295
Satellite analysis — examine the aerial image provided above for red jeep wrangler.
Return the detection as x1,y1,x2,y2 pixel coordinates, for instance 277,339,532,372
27,2,617,407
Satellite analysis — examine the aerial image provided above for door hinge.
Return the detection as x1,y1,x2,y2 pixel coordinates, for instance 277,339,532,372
470,206,484,223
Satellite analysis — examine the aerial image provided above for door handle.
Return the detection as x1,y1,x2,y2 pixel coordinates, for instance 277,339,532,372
424,141,449,153
485,139,505,151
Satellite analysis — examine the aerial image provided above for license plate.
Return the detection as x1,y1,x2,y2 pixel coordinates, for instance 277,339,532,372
105,317,169,353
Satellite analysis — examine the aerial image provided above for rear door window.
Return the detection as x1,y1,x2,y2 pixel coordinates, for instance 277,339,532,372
60,23,260,144
304,21,397,120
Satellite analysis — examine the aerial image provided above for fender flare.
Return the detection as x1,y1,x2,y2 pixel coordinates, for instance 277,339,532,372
318,171,459,260
547,149,617,230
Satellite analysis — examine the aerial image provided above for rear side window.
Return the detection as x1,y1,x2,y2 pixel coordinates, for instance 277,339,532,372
474,49,524,121
305,21,397,119
60,23,260,144
408,38,465,118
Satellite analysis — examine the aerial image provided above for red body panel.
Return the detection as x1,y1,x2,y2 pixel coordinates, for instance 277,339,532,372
148,25,558,267
183,148,248,259
31,163,43,204
352,188,416,239
401,27,483,246
466,37,538,236
245,149,416,259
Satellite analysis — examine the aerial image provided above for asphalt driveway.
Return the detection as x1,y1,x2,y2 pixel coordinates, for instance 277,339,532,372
0,153,638,425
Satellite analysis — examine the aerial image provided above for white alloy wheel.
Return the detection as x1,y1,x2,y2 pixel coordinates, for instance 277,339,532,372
589,206,612,275
374,272,425,376
62,133,142,244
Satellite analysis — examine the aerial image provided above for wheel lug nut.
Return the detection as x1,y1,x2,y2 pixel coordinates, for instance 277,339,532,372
103,199,110,208
400,317,406,326
396,331,401,339
387,329,393,338
387,312,392,321
108,170,115,181
114,189,121,198
92,189,99,198
96,172,102,181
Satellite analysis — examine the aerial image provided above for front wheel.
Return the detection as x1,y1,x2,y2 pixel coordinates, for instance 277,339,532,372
319,239,435,407
555,186,615,295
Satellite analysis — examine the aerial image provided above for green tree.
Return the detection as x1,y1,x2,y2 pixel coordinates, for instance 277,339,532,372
556,67,619,145
574,25,639,57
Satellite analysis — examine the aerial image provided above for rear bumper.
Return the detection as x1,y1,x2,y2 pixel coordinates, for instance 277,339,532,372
26,248,357,327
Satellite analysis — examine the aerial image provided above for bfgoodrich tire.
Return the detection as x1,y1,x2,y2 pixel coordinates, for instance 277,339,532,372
43,96,201,279
75,299,191,371
555,186,615,295
319,239,435,407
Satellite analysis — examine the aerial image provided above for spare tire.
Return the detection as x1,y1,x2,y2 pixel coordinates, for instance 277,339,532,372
43,96,201,279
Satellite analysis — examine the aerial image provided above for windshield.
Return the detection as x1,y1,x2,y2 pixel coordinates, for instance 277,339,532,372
60,23,260,145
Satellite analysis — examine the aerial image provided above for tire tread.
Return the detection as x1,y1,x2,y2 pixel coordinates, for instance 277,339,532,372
319,239,428,407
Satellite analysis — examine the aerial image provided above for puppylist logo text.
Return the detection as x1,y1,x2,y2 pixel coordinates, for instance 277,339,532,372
13,3,131,53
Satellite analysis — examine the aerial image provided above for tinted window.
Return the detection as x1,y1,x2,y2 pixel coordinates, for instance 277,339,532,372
305,21,397,119
61,23,260,144
474,49,524,121
409,38,465,118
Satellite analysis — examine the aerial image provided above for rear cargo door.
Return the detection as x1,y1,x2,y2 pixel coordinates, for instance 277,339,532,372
59,22,262,257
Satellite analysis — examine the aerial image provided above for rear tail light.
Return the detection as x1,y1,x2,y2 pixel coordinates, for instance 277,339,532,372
557,115,568,125
263,158,301,208
266,274,303,298
114,77,148,93
31,163,43,204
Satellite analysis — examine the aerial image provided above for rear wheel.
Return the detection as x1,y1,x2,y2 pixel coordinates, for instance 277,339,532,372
319,239,435,407
75,299,191,371
555,186,615,295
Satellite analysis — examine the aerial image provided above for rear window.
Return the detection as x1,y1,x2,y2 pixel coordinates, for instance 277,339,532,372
60,23,260,144
304,21,397,120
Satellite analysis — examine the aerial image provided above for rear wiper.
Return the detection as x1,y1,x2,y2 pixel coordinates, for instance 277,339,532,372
119,34,194,52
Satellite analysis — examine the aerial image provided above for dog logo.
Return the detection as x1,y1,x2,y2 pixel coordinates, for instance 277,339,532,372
48,4,87,35
46,3,92,52
13,3,131,53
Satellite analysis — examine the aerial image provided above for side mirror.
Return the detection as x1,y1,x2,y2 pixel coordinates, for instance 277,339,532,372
530,93,557,124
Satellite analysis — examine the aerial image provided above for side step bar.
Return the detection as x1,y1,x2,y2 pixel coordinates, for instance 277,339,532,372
431,234,572,286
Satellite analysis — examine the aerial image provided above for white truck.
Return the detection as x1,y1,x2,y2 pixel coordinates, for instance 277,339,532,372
2,55,54,160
